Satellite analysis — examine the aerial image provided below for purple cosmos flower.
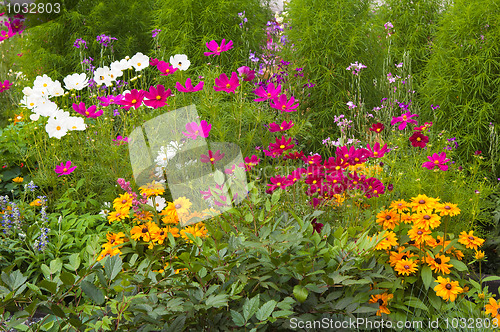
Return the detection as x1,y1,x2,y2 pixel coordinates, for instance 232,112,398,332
55,161,76,177
237,66,255,81
97,94,124,107
176,78,204,93
118,89,145,110
156,61,178,76
391,111,419,130
200,150,225,164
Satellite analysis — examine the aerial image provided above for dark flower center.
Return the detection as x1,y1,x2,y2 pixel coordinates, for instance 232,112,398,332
408,240,415,245
445,283,452,290
175,204,181,209
444,205,451,210
142,227,148,233
417,231,423,235
110,239,115,244
423,215,431,220
377,299,384,306
404,265,410,269
435,257,442,264
418,200,425,204
468,236,475,240
385,215,392,220
401,255,408,260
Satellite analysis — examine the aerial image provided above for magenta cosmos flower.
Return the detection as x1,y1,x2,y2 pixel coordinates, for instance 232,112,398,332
157,61,178,76
237,66,255,81
409,132,429,148
366,142,389,158
268,120,294,132
176,78,204,93
253,82,281,102
119,89,145,110
422,152,450,171
0,80,12,93
244,155,261,171
143,84,172,109
270,94,299,113
200,150,225,164
55,161,77,177
267,175,292,192
214,72,240,93
391,111,419,130
112,135,129,145
97,94,124,107
204,39,233,57
268,135,294,155
72,102,103,118
182,120,212,140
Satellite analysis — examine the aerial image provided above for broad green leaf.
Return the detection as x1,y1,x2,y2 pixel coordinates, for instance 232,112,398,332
421,265,433,290
104,255,123,281
49,258,63,274
482,276,500,282
293,285,309,303
256,300,277,321
404,298,429,312
205,294,228,308
60,271,75,285
80,281,105,305
449,259,468,272
231,310,245,327
243,295,260,321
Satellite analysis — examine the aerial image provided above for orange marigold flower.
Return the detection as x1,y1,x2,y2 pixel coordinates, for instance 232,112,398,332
389,246,416,267
435,202,460,217
376,210,400,230
458,231,484,250
434,276,463,302
369,293,394,316
413,211,441,230
410,194,440,212
485,297,500,321
374,231,398,250
389,200,409,213
407,226,432,245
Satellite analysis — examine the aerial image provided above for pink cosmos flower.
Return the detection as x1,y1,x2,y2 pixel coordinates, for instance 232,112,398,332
335,145,369,166
268,135,294,155
112,135,129,145
214,72,240,93
364,177,385,198
0,26,15,42
409,132,429,148
156,61,178,76
72,102,103,118
149,58,160,67
366,142,389,158
422,152,450,171
118,89,145,110
237,66,255,81
55,161,76,177
270,94,299,113
204,39,233,57
244,155,261,171
267,175,292,192
253,83,281,102
0,80,12,92
391,111,419,130
176,78,204,93
268,120,294,132
200,150,225,164
97,94,124,107
182,120,212,140
143,84,171,109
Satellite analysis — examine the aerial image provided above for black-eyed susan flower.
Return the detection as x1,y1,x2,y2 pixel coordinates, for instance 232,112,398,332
180,223,208,243
369,293,394,316
407,226,432,245
376,210,400,230
410,194,439,212
394,258,418,276
427,235,450,249
107,209,128,223
105,231,126,246
474,250,485,261
133,210,154,222
485,297,500,321
435,202,460,217
172,196,192,216
413,211,441,230
389,200,409,213
374,231,398,250
434,276,463,302
458,231,485,250
139,180,165,197
389,247,416,267
97,244,121,261
113,192,133,211
425,254,452,275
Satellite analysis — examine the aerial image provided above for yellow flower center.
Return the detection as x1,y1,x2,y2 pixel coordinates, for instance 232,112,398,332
280,145,285,149
131,99,137,104
374,151,378,156
217,47,221,52
226,83,231,88
156,95,162,100
277,182,281,186
63,168,67,172
434,160,439,165
137,62,141,66
210,158,215,162
417,137,421,141
56,126,61,131
403,115,407,120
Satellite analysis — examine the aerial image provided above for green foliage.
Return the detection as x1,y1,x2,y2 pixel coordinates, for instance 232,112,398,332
153,0,271,72
422,0,500,171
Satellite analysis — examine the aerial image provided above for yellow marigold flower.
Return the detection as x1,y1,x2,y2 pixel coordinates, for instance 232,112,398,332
474,250,485,260
435,202,460,217
369,293,393,316
30,199,42,207
410,194,440,212
427,235,450,249
180,223,208,243
451,249,464,260
113,192,133,211
152,226,180,245
425,254,452,275
107,209,128,223
389,247,416,267
407,226,432,245
12,177,23,183
139,180,165,197
133,210,154,222
131,222,159,242
172,196,192,216
434,276,463,302
97,245,121,261
413,211,441,230
376,210,400,230
399,212,413,224
162,213,179,225
394,258,418,276
458,231,484,250
389,200,409,213
374,231,398,250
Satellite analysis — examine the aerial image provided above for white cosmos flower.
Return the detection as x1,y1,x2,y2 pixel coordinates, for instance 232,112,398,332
170,54,191,71
45,116,70,139
130,52,149,71
147,196,166,212
118,58,132,70
64,73,89,90
52,109,71,119
48,80,65,98
110,61,124,77
34,99,58,117
20,94,44,109
94,66,113,86
33,74,54,91
67,116,86,131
